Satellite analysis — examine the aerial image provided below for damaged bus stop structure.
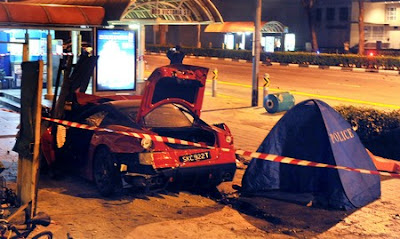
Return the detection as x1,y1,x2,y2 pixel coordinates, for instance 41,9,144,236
1,0,224,219
5,0,223,94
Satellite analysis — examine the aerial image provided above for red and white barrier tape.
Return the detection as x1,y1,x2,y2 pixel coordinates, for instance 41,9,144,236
42,117,209,149
0,52,73,57
0,108,18,114
41,116,400,179
235,150,400,178
53,52,74,56
2,108,399,178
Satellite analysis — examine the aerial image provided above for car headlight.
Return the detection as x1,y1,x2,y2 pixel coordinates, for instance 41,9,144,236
141,138,153,150
225,135,232,144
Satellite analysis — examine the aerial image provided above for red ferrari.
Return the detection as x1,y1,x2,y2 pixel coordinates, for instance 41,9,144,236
41,64,237,196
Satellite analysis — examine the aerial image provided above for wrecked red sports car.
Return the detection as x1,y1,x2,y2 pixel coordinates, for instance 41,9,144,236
41,64,237,196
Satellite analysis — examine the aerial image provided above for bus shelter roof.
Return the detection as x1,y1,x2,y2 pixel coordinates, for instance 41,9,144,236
10,0,223,25
205,21,266,33
0,2,104,29
205,21,287,33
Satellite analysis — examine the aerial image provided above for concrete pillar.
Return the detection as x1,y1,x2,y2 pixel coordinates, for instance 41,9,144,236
197,24,201,48
153,25,159,44
159,25,167,45
45,30,53,100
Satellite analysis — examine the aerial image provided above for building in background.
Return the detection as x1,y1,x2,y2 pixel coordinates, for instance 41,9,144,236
146,0,309,50
350,0,400,50
314,0,400,51
148,0,400,52
313,0,352,51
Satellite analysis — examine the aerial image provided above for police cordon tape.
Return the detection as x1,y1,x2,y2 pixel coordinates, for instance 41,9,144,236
1,107,400,179
41,116,400,179
0,52,74,57
41,117,208,149
0,108,19,114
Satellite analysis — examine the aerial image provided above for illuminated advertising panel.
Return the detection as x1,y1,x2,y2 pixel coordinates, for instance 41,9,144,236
96,29,136,91
224,34,234,50
264,36,275,52
285,33,295,52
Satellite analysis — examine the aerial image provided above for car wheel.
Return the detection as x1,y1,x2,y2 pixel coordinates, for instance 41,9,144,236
93,147,121,196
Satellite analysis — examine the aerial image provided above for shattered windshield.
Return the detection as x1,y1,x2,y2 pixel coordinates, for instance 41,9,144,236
144,103,194,128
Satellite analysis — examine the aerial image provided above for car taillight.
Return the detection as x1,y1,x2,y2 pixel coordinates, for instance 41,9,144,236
225,135,232,144
141,138,153,150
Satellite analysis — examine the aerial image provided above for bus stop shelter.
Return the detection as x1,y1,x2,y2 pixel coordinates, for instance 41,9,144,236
205,21,293,52
4,0,223,94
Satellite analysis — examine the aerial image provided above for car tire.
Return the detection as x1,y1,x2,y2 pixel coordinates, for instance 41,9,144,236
93,146,121,197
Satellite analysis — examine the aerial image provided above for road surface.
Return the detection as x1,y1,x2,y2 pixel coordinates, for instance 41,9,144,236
145,55,400,110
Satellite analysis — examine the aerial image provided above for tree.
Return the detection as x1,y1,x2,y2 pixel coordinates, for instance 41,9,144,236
302,0,319,52
358,0,365,55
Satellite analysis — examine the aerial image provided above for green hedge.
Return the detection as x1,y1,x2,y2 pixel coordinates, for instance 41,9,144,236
335,105,400,160
146,45,400,70
270,52,400,69
146,44,253,60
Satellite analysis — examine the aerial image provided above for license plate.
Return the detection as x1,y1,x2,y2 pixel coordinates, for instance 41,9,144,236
179,151,211,163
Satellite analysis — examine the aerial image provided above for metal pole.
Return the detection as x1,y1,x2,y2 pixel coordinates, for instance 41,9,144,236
92,27,97,94
138,24,146,82
251,0,262,106
71,30,79,64
22,31,29,62
77,32,82,56
45,30,53,100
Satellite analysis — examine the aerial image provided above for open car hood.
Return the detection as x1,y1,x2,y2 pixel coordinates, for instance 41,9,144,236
137,64,209,120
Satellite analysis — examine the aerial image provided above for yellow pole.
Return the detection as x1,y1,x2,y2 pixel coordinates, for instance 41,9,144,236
22,31,29,62
45,30,53,100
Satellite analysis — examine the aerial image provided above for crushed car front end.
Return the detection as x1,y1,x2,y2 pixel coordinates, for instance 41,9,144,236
119,122,237,190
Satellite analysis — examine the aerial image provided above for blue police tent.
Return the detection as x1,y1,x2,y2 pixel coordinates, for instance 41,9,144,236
242,99,381,210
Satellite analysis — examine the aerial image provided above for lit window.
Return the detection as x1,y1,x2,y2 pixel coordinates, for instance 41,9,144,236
364,26,372,39
386,7,397,21
364,26,384,40
372,26,384,38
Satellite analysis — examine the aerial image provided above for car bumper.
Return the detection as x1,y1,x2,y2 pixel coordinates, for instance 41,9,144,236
173,163,237,185
123,163,236,189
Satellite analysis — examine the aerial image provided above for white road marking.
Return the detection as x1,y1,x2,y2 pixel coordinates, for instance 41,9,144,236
327,82,361,88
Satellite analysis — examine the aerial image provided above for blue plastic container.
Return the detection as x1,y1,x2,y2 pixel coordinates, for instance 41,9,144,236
264,92,295,113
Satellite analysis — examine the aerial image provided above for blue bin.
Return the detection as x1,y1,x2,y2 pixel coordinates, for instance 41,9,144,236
264,92,295,113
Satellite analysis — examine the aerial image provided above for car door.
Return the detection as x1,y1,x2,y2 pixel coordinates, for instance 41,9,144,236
65,108,109,168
